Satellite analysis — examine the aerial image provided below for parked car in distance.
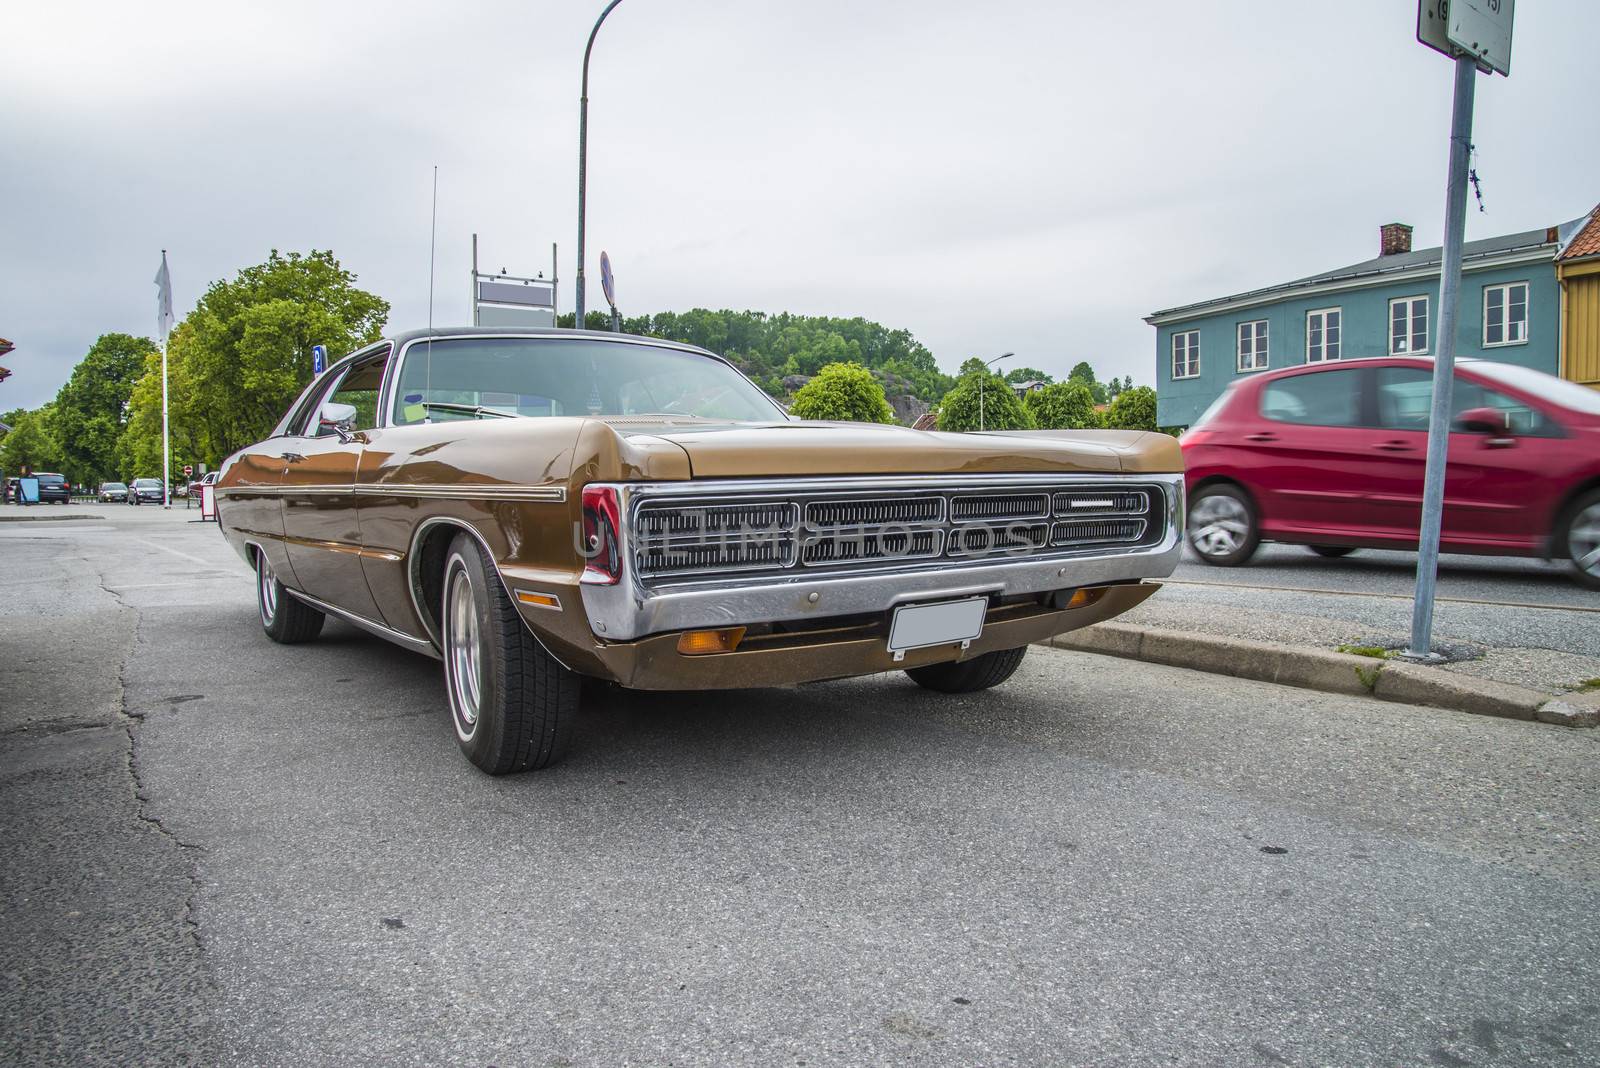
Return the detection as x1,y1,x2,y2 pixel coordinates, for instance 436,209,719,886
216,328,1185,775
3,477,17,503
99,481,129,502
127,478,166,504
1180,357,1600,588
33,472,71,504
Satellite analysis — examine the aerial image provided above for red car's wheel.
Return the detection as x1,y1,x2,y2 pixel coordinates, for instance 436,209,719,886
1187,484,1260,566
1565,489,1600,590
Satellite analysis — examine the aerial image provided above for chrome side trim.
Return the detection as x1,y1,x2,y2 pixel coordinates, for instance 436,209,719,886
217,483,567,502
286,588,441,659
579,472,1185,641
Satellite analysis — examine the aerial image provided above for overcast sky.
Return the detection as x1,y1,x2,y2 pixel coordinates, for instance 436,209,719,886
5,0,1598,410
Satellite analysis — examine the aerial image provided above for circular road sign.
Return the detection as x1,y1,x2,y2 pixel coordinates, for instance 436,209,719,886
183,464,193,476
600,250,616,308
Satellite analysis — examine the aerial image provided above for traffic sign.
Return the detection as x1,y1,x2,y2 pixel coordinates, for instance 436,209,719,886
312,344,327,375
1417,0,1514,75
1449,0,1513,76
183,464,193,477
600,251,616,308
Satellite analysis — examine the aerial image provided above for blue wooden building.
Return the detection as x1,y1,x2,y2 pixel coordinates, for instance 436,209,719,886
1146,213,1595,428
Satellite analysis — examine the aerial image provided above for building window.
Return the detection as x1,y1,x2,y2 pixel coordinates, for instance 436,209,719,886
1172,331,1200,379
1483,282,1528,346
1306,307,1341,362
1236,320,1269,373
1389,295,1428,355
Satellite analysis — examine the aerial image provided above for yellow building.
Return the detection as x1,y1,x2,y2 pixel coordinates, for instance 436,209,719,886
1558,205,1600,390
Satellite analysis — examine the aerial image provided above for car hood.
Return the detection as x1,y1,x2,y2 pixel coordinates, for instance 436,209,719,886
592,418,1181,478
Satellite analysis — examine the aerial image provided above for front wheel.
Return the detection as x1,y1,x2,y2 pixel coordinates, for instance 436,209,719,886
1187,484,1260,566
1564,490,1600,590
256,550,324,643
905,646,1028,694
441,533,579,774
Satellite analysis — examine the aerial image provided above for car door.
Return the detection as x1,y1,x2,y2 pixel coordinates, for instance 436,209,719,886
279,346,391,621
1371,365,1571,551
1238,366,1373,539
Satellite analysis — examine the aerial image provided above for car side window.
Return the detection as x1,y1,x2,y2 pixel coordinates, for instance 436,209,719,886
1259,369,1361,427
1374,367,1558,436
292,347,391,437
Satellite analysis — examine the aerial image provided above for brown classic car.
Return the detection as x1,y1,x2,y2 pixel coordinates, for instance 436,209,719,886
216,329,1183,774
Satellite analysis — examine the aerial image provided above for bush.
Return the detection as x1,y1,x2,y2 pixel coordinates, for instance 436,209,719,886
936,373,1034,432
788,362,896,424
1104,386,1158,431
1023,381,1100,430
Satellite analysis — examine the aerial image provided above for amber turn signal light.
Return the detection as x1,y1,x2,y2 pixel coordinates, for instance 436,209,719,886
677,627,746,655
515,590,561,610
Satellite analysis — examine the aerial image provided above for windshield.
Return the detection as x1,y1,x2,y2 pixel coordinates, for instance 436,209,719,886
102,482,127,490
390,337,784,425
1464,360,1600,416
133,479,161,488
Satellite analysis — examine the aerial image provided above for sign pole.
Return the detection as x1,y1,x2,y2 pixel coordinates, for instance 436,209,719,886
160,332,171,509
1403,52,1477,661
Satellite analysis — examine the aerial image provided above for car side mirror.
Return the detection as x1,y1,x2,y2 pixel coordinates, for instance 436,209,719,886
1454,406,1508,435
319,400,359,443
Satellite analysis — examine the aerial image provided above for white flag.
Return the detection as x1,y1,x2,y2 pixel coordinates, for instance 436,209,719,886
154,251,174,341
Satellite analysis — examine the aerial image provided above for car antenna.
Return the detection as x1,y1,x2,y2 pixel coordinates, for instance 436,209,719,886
424,165,438,423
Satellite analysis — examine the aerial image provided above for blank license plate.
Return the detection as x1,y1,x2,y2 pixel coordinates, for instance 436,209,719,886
888,597,987,653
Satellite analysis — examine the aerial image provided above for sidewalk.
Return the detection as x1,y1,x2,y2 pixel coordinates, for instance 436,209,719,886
1041,579,1600,728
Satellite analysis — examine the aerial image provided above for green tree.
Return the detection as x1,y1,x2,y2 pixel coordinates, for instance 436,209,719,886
936,374,1033,432
1024,381,1101,430
0,405,60,476
1004,367,1053,385
788,362,896,423
1104,386,1158,431
957,357,989,378
122,250,388,467
52,333,156,485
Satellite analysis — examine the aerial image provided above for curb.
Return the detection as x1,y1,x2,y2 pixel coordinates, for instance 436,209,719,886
1036,623,1595,727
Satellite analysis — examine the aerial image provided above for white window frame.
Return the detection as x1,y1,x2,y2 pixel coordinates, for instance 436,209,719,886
1306,307,1342,363
1171,330,1200,380
1236,320,1269,373
1482,281,1529,348
1388,295,1429,356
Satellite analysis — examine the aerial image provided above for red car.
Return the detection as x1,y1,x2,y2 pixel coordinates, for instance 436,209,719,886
1180,357,1600,588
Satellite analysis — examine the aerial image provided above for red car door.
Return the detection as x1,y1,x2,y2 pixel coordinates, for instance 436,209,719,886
1368,365,1568,552
1236,365,1376,540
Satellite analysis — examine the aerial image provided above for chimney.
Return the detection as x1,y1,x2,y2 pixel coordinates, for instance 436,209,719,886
1380,223,1413,257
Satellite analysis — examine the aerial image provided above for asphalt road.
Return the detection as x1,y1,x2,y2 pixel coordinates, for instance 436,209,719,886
4,505,1600,1067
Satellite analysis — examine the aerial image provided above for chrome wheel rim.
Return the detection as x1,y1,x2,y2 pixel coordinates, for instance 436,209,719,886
445,561,483,739
1189,493,1251,558
257,555,278,626
1570,503,1600,578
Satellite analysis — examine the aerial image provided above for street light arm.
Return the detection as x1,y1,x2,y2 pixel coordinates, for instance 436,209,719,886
576,0,625,328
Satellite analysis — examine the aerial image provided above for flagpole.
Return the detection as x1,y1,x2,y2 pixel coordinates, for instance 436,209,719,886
160,249,171,508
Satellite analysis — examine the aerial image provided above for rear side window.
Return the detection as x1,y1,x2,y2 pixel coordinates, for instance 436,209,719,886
1260,369,1361,427
1376,366,1561,437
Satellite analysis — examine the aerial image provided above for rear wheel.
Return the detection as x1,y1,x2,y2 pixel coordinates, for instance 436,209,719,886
1187,484,1260,566
905,646,1028,694
441,533,579,774
255,550,324,643
1309,545,1356,559
1564,490,1600,590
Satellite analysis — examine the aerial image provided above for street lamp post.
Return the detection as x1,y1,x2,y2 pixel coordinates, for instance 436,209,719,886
977,351,1014,431
575,0,625,330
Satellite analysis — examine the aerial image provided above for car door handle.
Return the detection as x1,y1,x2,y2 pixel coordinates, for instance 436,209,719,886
1374,441,1413,452
1244,432,1277,443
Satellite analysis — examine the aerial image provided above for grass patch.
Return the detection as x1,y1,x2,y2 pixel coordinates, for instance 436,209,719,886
1337,644,1393,660
1577,678,1600,692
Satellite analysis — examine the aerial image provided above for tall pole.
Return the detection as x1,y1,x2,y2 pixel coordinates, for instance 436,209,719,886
1404,53,1477,661
576,0,625,330
978,351,1013,432
160,332,170,509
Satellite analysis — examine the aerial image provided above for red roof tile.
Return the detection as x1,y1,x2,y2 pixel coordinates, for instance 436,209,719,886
1561,205,1600,260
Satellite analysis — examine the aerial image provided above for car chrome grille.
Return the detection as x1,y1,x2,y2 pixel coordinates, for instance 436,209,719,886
628,480,1167,585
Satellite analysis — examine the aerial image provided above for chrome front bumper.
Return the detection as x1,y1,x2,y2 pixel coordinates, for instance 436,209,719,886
578,473,1185,641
